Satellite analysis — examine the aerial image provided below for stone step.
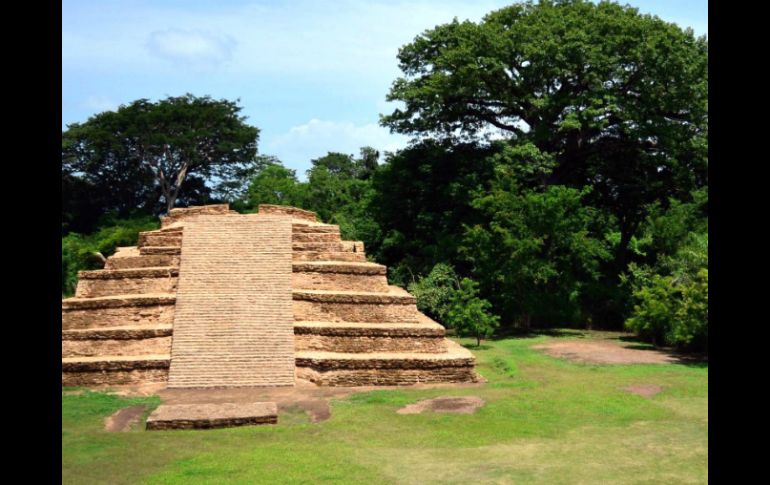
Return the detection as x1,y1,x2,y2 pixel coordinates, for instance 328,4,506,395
140,226,183,235
292,288,419,323
295,341,479,386
105,254,180,269
62,294,176,329
138,232,182,247
292,261,385,274
62,325,173,358
62,335,172,357
75,267,179,298
146,402,278,430
61,354,170,386
294,321,446,353
78,267,178,279
292,251,367,262
167,214,295,389
158,226,184,233
62,325,174,340
292,224,339,234
259,204,317,222
292,241,349,252
290,241,364,252
140,246,182,255
292,262,388,292
341,241,365,253
293,288,416,304
160,204,236,228
113,246,140,257
292,232,341,243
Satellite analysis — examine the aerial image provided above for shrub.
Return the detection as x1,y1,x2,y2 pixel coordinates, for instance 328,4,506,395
445,278,500,346
624,233,708,352
61,215,159,296
408,263,460,324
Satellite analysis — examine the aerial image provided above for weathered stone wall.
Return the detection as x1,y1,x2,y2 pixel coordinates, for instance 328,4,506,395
105,255,180,269
259,204,317,222
160,204,235,228
296,367,479,386
295,334,445,353
137,233,183,247
293,300,420,323
62,368,169,386
63,336,172,357
75,275,178,298
293,232,341,243
341,241,365,253
292,251,366,262
62,298,175,329
292,272,389,292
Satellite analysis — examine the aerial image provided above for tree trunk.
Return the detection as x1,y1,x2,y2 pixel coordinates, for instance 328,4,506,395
616,229,633,272
164,162,190,214
476,334,481,347
615,219,641,274
521,313,531,331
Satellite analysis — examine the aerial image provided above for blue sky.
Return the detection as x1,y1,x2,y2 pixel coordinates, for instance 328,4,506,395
63,0,707,177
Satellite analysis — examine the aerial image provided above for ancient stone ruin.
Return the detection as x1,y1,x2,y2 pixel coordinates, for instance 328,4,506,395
62,204,479,390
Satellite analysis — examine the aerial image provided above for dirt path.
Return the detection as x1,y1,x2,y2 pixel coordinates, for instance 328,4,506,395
397,396,485,415
531,339,681,364
104,405,146,431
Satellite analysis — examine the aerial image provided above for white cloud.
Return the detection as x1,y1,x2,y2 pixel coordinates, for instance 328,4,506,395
82,95,118,113
146,29,236,67
265,119,410,176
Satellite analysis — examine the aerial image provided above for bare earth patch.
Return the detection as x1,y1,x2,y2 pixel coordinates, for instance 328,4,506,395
152,379,483,423
397,396,485,415
623,384,663,397
105,405,146,432
531,340,680,364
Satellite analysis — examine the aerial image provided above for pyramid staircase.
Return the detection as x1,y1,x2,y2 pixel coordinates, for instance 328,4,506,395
61,204,479,387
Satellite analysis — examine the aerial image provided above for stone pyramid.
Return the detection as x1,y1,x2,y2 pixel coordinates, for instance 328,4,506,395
62,204,480,387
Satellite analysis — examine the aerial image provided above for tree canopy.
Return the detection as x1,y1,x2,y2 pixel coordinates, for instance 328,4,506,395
382,0,708,270
62,94,260,220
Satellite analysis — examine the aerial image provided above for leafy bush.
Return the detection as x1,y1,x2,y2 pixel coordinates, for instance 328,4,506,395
62,215,159,296
445,278,500,346
407,263,460,323
462,173,610,327
624,233,708,352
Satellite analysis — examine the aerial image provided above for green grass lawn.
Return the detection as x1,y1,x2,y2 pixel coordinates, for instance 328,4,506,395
62,331,708,484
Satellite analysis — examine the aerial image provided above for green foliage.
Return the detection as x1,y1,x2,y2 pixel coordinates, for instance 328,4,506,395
445,278,500,345
382,0,708,281
239,150,383,254
62,93,259,220
624,233,708,351
302,150,379,229
245,160,306,208
643,188,708,261
61,215,159,296
407,263,460,323
670,268,708,349
370,140,498,275
461,164,610,326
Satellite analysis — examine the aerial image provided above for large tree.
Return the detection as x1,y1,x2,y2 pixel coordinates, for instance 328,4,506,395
381,0,708,270
62,94,259,214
